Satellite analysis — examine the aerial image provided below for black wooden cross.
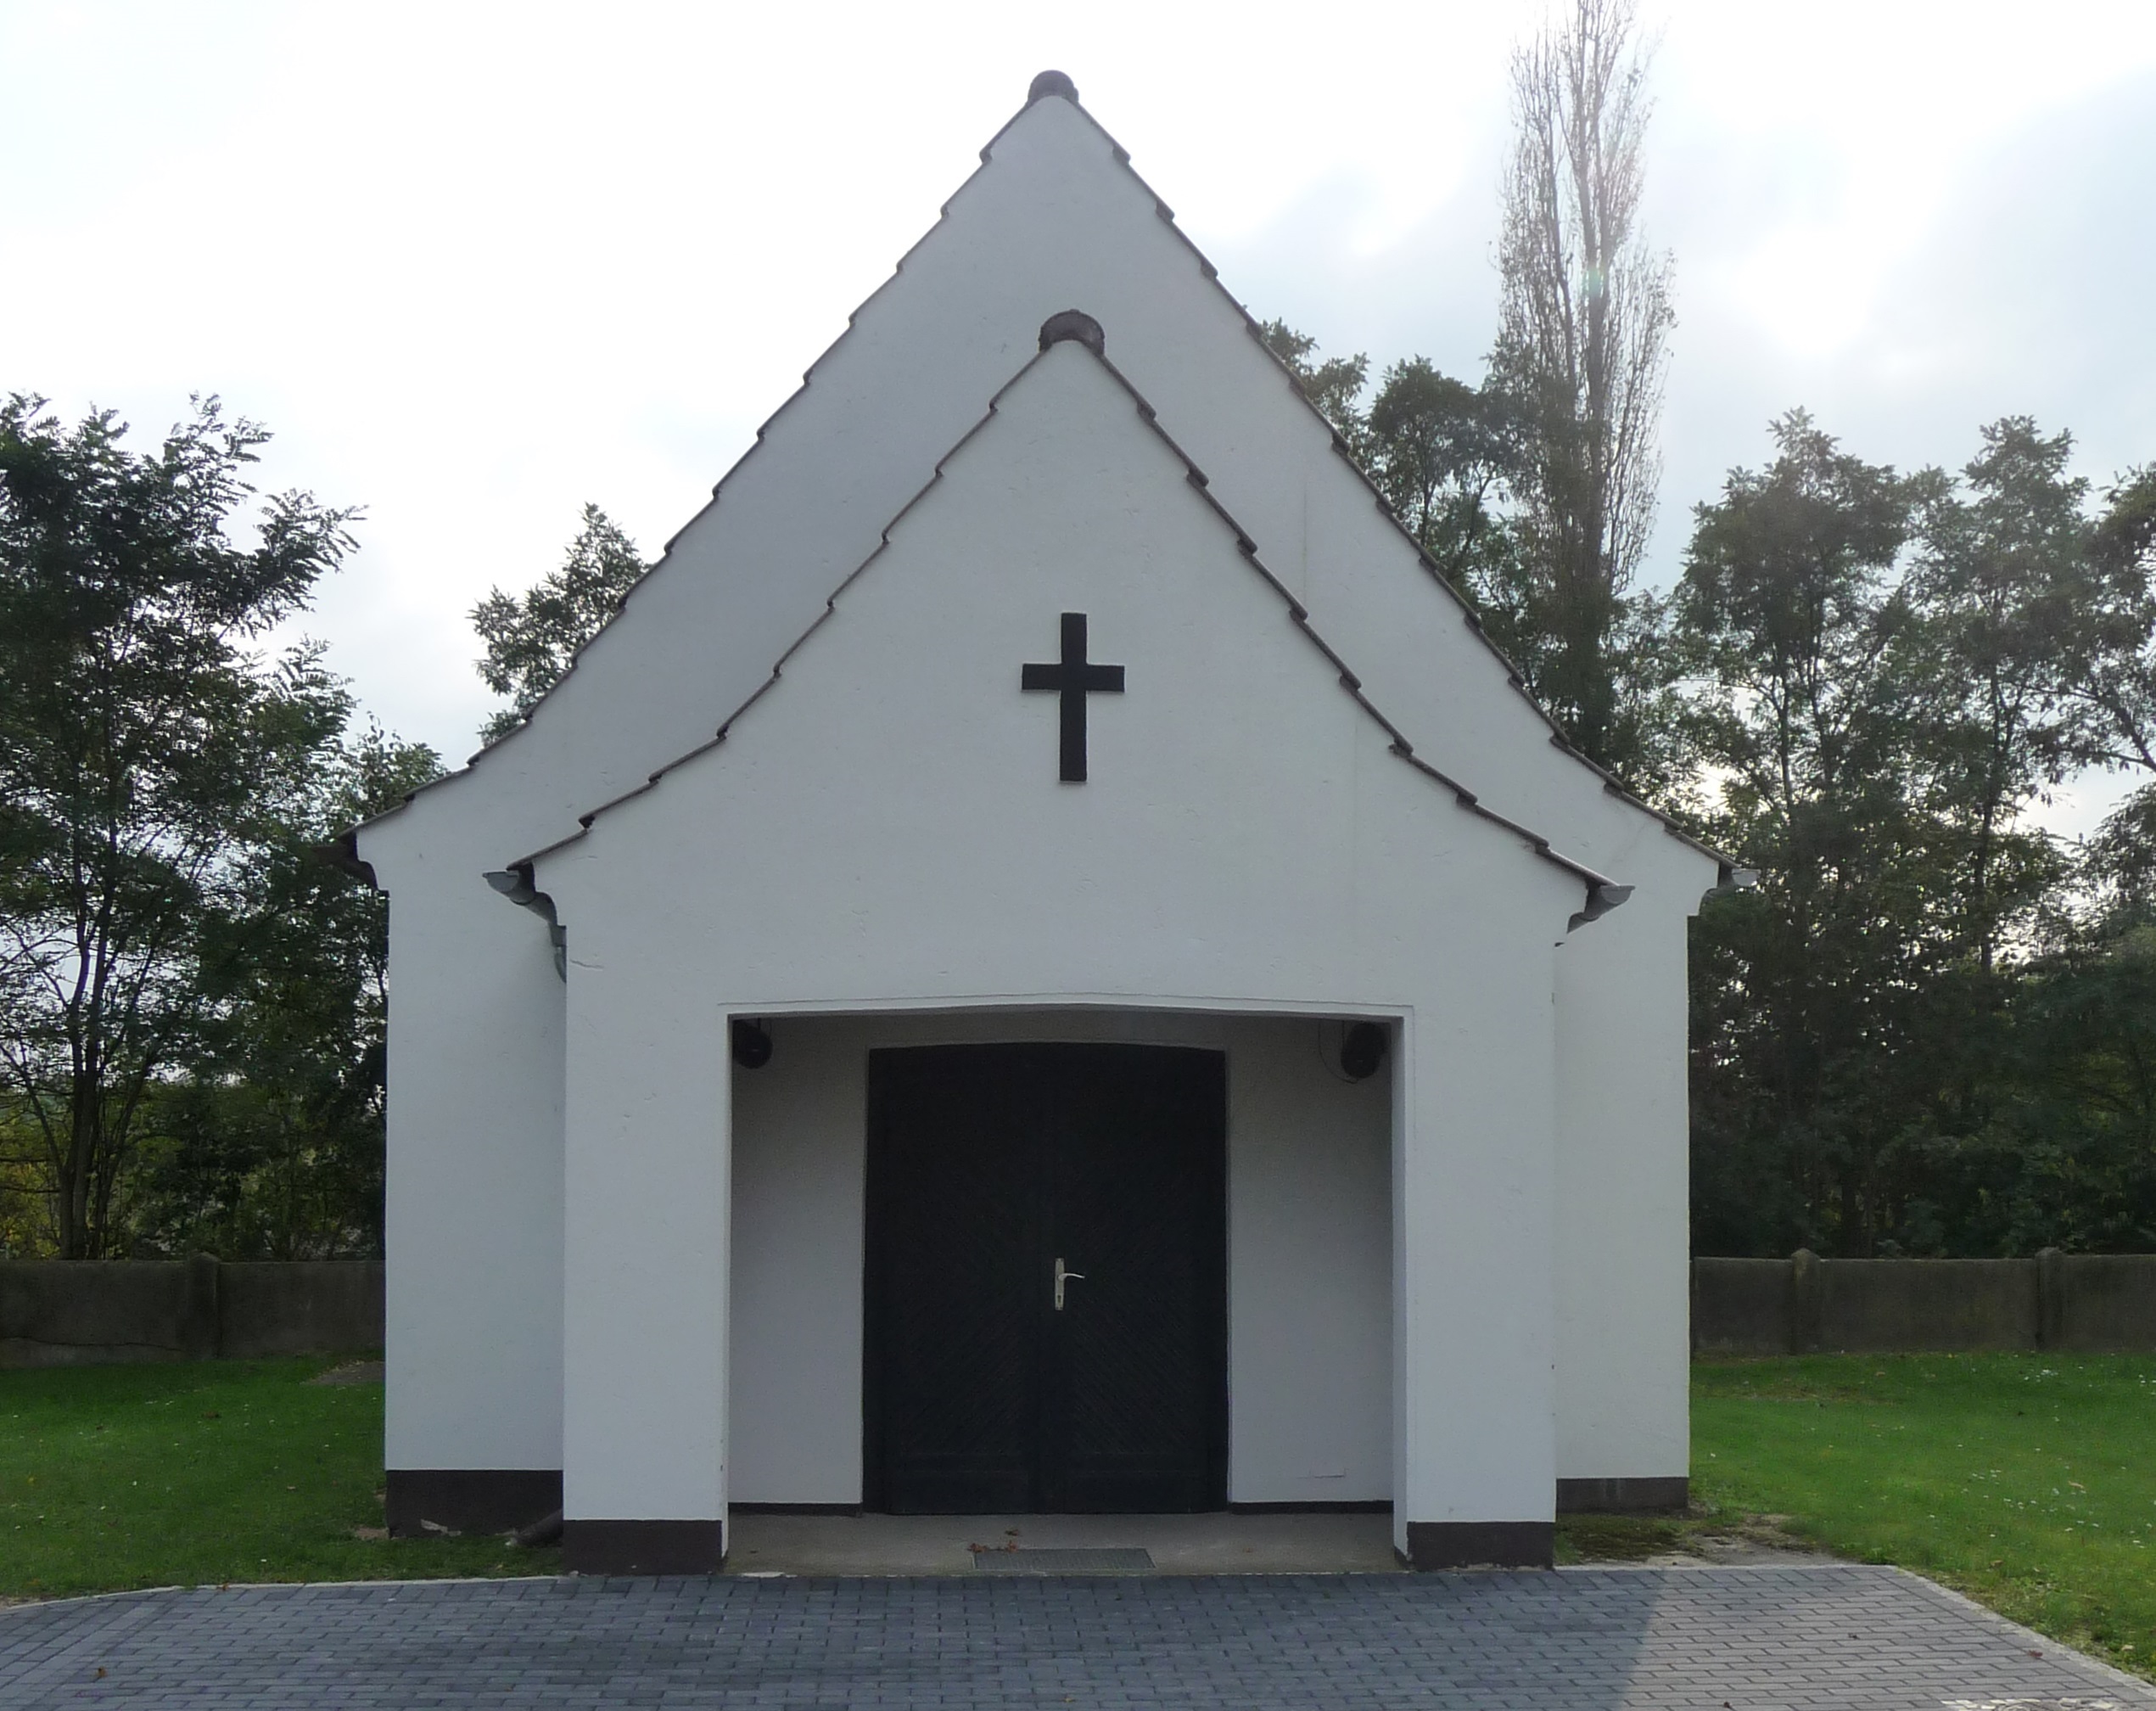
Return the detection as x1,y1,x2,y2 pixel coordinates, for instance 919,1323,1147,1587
1021,612,1124,783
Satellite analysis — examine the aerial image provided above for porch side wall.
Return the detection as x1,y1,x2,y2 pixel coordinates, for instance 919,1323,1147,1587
1552,882,1694,1504
1393,956,1560,1567
372,862,566,1492
559,942,730,1572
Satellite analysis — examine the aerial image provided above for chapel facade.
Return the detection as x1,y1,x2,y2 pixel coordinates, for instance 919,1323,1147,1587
352,72,1729,1574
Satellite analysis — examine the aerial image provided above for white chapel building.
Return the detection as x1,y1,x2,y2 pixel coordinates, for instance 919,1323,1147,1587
353,72,1731,1574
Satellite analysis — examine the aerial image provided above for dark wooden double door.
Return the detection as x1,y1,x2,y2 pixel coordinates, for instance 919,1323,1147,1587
865,1043,1227,1513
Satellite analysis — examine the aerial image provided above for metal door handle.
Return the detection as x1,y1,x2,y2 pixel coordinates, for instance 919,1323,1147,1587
1054,1257,1085,1311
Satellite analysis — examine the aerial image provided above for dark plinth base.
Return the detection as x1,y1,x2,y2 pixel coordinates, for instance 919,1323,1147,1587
728,1502,861,1516
1403,1520,1554,1570
1556,1476,1689,1515
386,1469,563,1537
563,1518,725,1574
1227,1500,1391,1514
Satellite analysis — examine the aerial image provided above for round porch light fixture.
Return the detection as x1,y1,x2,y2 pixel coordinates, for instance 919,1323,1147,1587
731,1018,773,1070
1340,1022,1388,1081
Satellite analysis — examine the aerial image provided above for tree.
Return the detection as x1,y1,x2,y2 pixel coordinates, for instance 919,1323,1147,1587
1930,462,2156,1256
471,503,647,743
1252,316,1693,797
1675,411,2156,1256
2058,466,2156,880
1971,923,2156,1253
1907,419,2104,974
132,721,440,1259
1493,0,1675,779
1364,357,1525,588
1256,320,1369,450
1358,358,1561,725
1678,412,1940,1254
0,395,356,1258
2093,464,2156,591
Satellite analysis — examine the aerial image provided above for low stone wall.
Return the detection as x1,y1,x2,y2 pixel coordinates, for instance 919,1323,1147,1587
5,1254,2149,1366
0,1256,383,1367
1693,1249,2156,1355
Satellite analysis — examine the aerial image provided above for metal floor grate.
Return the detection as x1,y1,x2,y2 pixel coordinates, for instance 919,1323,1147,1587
970,1546,1156,1574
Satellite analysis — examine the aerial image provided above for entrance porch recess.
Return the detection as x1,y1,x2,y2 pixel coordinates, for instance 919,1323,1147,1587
703,1004,1563,1575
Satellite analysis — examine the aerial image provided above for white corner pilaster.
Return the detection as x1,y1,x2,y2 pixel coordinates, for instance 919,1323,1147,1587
560,918,731,1573
1392,958,1560,1569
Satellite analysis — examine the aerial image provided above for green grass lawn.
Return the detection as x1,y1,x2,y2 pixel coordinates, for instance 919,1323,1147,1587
1686,1352,2156,1681
0,1357,552,1598
3,1350,2151,1686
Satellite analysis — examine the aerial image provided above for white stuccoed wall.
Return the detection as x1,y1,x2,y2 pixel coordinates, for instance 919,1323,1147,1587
560,917,731,1522
357,82,1711,1488
728,1009,1392,1507
535,345,1584,1539
1221,1015,1393,1504
374,873,565,1474
1554,893,1694,1484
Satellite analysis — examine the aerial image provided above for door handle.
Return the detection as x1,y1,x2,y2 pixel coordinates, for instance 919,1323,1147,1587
1054,1257,1085,1311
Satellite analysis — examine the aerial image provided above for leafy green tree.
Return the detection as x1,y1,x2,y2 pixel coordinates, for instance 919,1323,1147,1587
1908,419,2105,974
1943,474,2156,1255
1680,412,2156,1255
1822,425,2116,1255
471,504,647,744
1370,356,1688,793
1679,412,1940,1254
1256,320,1369,452
2096,464,2156,581
2059,467,2156,886
1364,357,1523,585
1493,0,1676,781
0,395,356,1258
132,722,440,1259
1361,357,1550,703
1251,322,1692,798
1956,901,2156,1254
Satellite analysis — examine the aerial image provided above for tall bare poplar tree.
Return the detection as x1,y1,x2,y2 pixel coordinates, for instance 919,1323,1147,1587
1494,0,1674,777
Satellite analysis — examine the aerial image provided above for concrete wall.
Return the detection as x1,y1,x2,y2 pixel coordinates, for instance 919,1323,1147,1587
2060,1255,2156,1349
728,1008,1392,1507
1693,1251,2156,1355
0,1259,383,1367
17,1252,2153,1373
1690,1259,1790,1355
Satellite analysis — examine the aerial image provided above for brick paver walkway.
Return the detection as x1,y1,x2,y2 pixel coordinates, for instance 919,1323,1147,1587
2,1563,2148,1708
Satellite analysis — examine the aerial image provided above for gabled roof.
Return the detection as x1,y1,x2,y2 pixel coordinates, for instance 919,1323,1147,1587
358,71,1727,884
515,315,1632,932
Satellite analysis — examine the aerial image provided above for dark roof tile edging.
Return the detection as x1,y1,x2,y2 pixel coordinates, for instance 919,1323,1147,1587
510,334,1632,933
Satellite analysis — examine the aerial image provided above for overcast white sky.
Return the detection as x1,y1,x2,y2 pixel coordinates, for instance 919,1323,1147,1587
6,1,2154,824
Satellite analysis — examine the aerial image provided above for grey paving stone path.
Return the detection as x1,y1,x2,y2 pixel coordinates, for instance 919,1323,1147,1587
2,1562,2149,1709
